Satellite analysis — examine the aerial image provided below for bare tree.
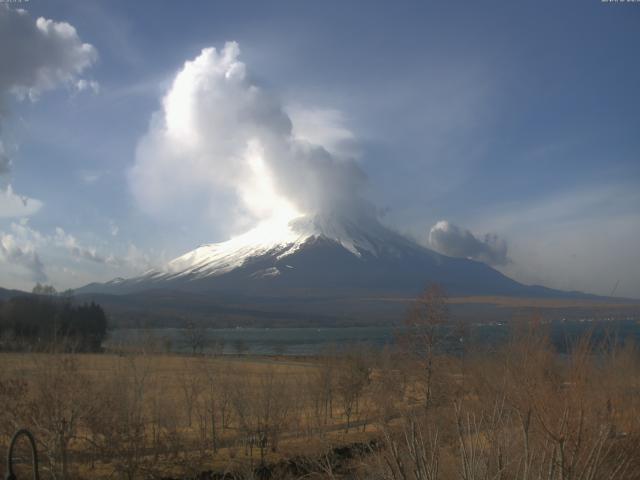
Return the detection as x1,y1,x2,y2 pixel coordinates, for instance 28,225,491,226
179,358,203,427
307,354,336,432
336,348,372,433
372,346,408,424
90,355,153,480
233,338,249,356
196,356,223,453
182,318,208,355
231,367,292,465
373,415,440,480
403,284,448,410
26,355,93,480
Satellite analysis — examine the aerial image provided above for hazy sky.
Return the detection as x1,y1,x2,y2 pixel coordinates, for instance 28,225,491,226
0,0,638,298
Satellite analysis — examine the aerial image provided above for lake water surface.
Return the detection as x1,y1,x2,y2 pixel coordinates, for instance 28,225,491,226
106,319,640,356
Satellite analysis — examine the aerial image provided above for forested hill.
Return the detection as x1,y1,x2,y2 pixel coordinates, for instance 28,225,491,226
0,292,108,352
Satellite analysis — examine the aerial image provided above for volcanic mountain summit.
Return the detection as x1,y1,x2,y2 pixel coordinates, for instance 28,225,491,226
77,213,564,299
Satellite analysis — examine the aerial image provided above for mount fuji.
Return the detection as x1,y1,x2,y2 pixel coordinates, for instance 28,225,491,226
77,213,566,299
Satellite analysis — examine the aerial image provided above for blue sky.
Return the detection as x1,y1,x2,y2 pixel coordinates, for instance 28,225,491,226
0,0,639,297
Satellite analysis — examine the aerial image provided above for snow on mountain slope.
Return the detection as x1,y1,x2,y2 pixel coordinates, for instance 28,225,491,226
163,219,307,280
77,213,559,298
154,212,427,281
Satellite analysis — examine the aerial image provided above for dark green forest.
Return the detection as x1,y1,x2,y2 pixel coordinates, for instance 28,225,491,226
0,294,107,352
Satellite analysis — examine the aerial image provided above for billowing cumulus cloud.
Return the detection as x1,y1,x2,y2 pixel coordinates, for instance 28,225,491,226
129,42,369,234
0,6,97,217
0,221,47,282
0,7,98,100
428,220,510,266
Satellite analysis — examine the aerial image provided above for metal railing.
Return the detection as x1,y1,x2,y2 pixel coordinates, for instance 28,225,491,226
5,429,39,480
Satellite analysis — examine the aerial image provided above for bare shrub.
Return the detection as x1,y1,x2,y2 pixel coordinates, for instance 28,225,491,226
231,366,293,465
22,355,94,480
88,355,153,480
336,347,372,433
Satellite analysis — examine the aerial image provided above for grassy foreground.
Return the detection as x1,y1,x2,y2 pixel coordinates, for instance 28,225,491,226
2,321,640,479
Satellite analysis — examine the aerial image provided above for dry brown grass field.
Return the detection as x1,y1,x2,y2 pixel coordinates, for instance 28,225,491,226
448,296,640,309
369,295,640,310
0,349,396,479
2,319,640,479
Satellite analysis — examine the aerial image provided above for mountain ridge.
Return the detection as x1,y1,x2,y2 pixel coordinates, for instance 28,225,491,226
75,213,593,300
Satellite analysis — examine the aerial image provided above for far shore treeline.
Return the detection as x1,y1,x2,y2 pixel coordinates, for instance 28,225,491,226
0,284,107,352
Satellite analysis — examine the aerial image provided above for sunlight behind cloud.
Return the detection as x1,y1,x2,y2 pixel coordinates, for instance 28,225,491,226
239,139,303,224
129,41,369,240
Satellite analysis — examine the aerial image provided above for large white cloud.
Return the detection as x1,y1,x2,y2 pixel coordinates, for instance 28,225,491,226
0,221,47,282
0,6,97,218
428,220,510,266
129,42,369,235
0,7,97,100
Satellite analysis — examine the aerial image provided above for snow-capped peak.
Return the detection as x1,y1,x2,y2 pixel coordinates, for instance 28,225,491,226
158,212,413,280
75,211,536,300
164,216,308,278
